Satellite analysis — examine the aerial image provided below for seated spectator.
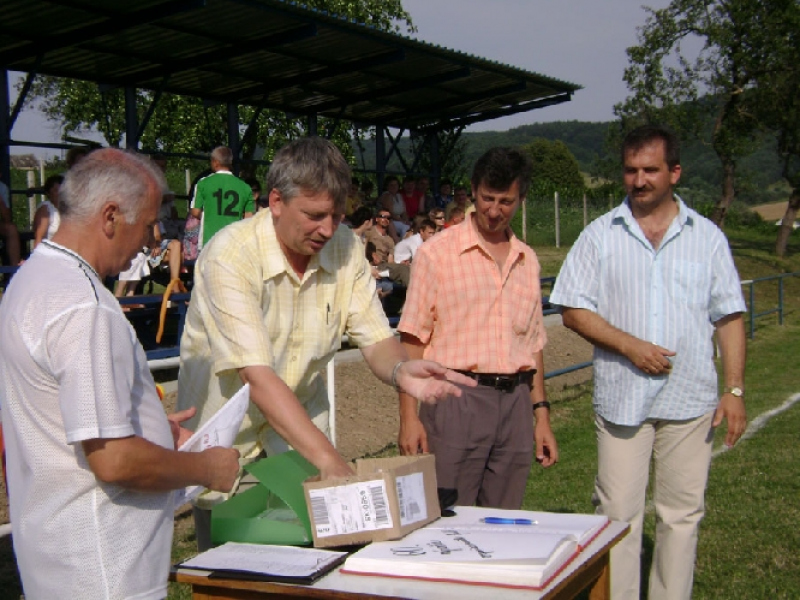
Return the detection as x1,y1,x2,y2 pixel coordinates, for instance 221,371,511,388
33,174,64,248
348,206,374,242
148,222,183,284
364,209,410,287
0,179,21,267
365,241,394,300
245,177,266,213
378,176,409,238
445,206,466,228
433,179,453,210
416,175,434,213
445,185,475,220
360,178,376,208
394,217,436,264
400,175,423,219
346,176,363,217
115,250,150,299
428,208,446,232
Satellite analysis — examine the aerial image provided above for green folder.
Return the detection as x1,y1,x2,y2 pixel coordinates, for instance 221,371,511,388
210,451,318,546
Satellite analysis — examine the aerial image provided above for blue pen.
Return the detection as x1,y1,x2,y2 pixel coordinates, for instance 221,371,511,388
480,517,537,525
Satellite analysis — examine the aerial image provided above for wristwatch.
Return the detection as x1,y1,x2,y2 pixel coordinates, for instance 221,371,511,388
726,386,744,398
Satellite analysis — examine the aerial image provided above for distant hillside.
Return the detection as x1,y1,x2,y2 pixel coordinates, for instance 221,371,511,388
352,119,789,205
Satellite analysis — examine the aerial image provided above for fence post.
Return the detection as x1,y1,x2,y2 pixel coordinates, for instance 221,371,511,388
554,191,560,248
522,194,528,243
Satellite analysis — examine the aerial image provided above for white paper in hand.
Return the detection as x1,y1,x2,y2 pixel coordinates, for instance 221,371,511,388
173,384,250,510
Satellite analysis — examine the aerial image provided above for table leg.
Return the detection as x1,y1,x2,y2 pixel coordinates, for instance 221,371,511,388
588,553,611,600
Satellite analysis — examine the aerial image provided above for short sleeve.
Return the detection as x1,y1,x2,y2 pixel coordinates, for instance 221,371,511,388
550,227,601,313
48,304,137,444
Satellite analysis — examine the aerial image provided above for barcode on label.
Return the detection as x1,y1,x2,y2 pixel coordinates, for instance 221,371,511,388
369,484,389,525
310,495,330,526
406,500,421,519
396,480,406,519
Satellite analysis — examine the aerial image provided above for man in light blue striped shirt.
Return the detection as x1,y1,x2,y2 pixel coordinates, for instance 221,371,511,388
551,125,747,600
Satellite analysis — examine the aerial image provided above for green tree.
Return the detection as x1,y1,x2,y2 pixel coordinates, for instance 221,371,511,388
748,0,800,257
522,138,585,197
20,1,415,167
614,0,784,226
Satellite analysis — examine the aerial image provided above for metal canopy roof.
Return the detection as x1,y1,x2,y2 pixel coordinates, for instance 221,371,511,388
1,0,580,132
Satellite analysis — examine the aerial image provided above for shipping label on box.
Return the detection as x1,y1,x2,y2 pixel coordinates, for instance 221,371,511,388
303,454,440,548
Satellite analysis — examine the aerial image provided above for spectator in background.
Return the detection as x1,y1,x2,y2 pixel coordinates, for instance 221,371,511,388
445,206,465,228
346,176,363,217
33,174,64,248
397,147,556,509
360,178,376,207
364,208,410,287
428,207,446,232
551,125,747,600
446,185,475,221
348,206,374,243
0,179,21,267
433,179,453,210
244,177,264,213
416,175,434,213
400,175,423,220
0,148,240,599
379,175,409,238
189,146,254,248
394,217,436,264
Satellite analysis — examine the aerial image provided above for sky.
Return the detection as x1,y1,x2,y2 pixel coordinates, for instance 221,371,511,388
10,0,671,157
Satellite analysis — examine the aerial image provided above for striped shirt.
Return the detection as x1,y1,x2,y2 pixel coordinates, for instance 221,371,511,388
177,209,393,461
398,214,546,374
550,198,746,425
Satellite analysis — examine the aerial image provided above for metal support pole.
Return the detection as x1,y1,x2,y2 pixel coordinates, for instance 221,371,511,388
0,70,11,192
124,86,138,150
307,113,318,137
376,126,386,193
554,191,561,248
429,132,440,196
227,103,240,174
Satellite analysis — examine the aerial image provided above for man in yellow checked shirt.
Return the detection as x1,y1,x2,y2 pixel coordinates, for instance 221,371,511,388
178,137,475,549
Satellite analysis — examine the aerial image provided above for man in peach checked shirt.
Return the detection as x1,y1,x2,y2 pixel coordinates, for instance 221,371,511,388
397,147,558,509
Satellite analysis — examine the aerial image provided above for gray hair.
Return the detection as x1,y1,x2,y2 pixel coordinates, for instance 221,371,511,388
266,137,351,212
59,149,166,225
211,146,234,168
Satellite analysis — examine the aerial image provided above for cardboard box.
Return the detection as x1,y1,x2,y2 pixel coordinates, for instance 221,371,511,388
211,451,317,547
303,454,440,548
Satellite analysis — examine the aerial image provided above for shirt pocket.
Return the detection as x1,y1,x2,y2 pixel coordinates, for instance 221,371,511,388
671,260,710,307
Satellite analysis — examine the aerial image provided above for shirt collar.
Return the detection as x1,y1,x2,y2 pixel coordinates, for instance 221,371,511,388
453,213,527,261
256,209,336,282
614,194,693,228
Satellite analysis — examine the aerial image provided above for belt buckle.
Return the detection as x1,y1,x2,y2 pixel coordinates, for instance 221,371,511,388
496,376,515,393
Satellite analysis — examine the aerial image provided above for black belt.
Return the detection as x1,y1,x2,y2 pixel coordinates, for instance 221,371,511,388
455,369,535,392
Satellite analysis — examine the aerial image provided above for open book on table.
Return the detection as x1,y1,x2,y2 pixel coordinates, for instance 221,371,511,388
341,506,610,590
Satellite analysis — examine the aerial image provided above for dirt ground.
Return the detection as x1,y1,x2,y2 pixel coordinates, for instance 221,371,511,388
0,324,592,526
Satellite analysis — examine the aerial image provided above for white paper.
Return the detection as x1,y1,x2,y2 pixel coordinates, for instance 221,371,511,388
180,542,346,577
308,480,394,538
173,384,250,509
